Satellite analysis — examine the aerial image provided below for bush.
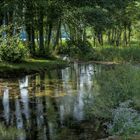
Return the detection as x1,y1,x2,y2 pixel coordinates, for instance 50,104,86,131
108,100,140,137
57,39,93,59
0,35,29,63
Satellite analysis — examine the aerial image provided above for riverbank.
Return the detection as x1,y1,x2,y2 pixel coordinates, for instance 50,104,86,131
0,59,68,78
61,45,140,63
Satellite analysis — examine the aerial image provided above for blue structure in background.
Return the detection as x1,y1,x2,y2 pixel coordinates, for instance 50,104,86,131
61,33,70,40
20,30,27,41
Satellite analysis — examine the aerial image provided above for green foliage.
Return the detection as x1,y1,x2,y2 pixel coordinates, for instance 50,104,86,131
0,35,29,63
0,59,68,78
0,123,24,140
84,65,140,137
108,100,140,138
57,40,140,62
99,66,139,115
84,46,140,62
57,40,93,59
84,65,140,117
0,0,139,56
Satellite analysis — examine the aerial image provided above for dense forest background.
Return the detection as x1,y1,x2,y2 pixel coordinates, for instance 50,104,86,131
0,0,140,58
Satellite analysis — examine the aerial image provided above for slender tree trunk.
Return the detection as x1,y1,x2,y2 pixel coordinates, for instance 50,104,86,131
94,35,96,47
26,25,32,53
39,12,44,54
114,28,117,46
128,24,131,46
124,25,128,46
111,28,116,45
101,32,103,45
83,27,86,43
31,25,35,55
108,30,111,44
8,11,14,36
4,12,8,25
97,31,103,45
0,13,3,26
47,23,53,49
68,24,74,41
116,29,121,47
0,12,4,39
0,0,4,26
53,20,61,49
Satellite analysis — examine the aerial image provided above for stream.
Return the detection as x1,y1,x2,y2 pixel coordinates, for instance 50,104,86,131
0,62,108,140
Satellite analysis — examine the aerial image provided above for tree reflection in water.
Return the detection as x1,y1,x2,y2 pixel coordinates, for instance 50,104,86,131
0,63,105,140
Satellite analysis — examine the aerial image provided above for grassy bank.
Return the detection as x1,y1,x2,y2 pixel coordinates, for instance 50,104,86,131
80,46,140,63
0,59,68,78
91,46,140,62
84,65,140,139
59,41,140,63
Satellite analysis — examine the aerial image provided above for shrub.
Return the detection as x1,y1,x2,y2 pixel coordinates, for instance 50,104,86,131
108,100,140,137
57,39,93,59
0,35,29,63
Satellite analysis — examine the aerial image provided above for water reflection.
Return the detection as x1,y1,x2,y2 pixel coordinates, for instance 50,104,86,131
0,63,104,140
19,76,30,121
3,86,10,125
15,98,23,129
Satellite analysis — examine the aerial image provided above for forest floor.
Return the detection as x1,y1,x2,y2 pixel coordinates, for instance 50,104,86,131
0,58,68,78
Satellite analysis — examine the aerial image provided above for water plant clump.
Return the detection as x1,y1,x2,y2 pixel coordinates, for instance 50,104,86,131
108,100,140,138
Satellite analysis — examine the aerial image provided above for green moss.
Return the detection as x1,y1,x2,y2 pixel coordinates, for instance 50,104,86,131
0,59,68,78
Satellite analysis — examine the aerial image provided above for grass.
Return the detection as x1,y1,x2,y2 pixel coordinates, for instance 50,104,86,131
82,46,140,63
84,65,140,138
57,40,140,63
0,58,68,78
0,123,25,140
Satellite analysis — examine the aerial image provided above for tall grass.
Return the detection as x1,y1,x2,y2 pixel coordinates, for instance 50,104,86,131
89,46,140,62
84,65,140,137
0,123,24,140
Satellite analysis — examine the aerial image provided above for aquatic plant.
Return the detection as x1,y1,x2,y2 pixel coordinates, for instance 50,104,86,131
108,100,140,138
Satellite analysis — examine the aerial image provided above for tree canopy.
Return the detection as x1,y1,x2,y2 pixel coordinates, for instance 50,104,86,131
0,0,139,56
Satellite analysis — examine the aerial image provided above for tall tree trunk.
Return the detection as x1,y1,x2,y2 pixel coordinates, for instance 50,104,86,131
128,24,131,46
47,23,53,49
124,25,128,47
0,13,3,26
97,31,103,45
108,30,111,44
53,20,61,49
4,12,8,25
39,12,44,54
0,12,4,38
83,27,86,43
101,32,103,45
26,25,32,53
8,11,14,36
111,28,116,45
116,29,122,47
31,25,35,55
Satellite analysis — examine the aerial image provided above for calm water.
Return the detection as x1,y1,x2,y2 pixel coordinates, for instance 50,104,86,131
0,63,107,140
